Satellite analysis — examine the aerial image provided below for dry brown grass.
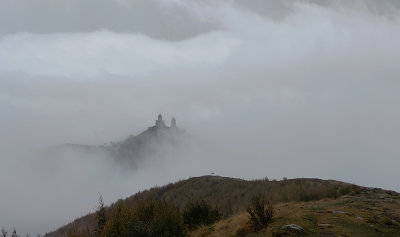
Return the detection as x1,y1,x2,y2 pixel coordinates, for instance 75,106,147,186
190,189,400,237
190,212,248,237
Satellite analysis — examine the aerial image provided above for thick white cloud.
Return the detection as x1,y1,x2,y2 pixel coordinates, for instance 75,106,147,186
1,0,400,235
0,30,239,77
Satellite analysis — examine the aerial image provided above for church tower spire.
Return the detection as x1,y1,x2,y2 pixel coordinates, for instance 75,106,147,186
171,117,176,128
155,114,165,128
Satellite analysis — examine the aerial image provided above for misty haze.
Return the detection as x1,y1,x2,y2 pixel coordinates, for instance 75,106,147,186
1,0,400,236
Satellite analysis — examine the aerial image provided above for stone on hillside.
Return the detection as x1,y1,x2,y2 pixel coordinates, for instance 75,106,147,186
332,210,352,215
281,224,304,231
355,216,363,220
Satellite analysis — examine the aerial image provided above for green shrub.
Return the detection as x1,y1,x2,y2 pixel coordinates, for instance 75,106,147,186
150,201,186,237
95,194,107,237
102,202,133,237
99,199,186,237
183,200,221,230
131,199,187,237
351,185,361,195
66,229,88,237
246,195,273,231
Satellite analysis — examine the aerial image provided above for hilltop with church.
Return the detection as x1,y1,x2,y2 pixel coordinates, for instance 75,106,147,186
49,114,190,169
112,114,190,167
154,114,177,129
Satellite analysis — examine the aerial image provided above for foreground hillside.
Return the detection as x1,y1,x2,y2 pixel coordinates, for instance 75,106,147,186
193,187,400,236
45,175,393,237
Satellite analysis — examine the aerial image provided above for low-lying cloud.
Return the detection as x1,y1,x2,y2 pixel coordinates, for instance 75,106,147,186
1,0,400,235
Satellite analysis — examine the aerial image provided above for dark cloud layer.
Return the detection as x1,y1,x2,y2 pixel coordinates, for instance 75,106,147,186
0,0,219,40
1,0,399,39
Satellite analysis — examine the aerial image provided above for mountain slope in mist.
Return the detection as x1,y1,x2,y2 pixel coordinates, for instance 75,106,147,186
44,176,382,237
114,115,190,168
45,114,190,169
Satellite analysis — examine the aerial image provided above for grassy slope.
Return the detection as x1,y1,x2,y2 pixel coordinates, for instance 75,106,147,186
46,176,399,237
192,188,400,237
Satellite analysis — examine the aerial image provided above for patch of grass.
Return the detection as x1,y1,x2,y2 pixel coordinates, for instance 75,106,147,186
201,189,400,237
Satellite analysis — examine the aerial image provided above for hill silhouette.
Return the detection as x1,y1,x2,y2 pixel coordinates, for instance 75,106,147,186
47,114,190,168
112,116,190,168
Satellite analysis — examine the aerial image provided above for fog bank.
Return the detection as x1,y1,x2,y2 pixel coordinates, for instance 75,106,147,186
1,0,400,235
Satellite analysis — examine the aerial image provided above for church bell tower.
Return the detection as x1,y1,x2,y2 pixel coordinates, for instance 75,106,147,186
155,114,165,128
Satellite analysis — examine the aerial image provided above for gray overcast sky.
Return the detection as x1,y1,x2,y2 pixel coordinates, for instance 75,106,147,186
1,0,400,235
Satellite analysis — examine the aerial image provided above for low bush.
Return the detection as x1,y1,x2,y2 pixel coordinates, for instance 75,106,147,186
68,199,187,237
183,200,221,230
131,199,186,237
246,195,273,231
